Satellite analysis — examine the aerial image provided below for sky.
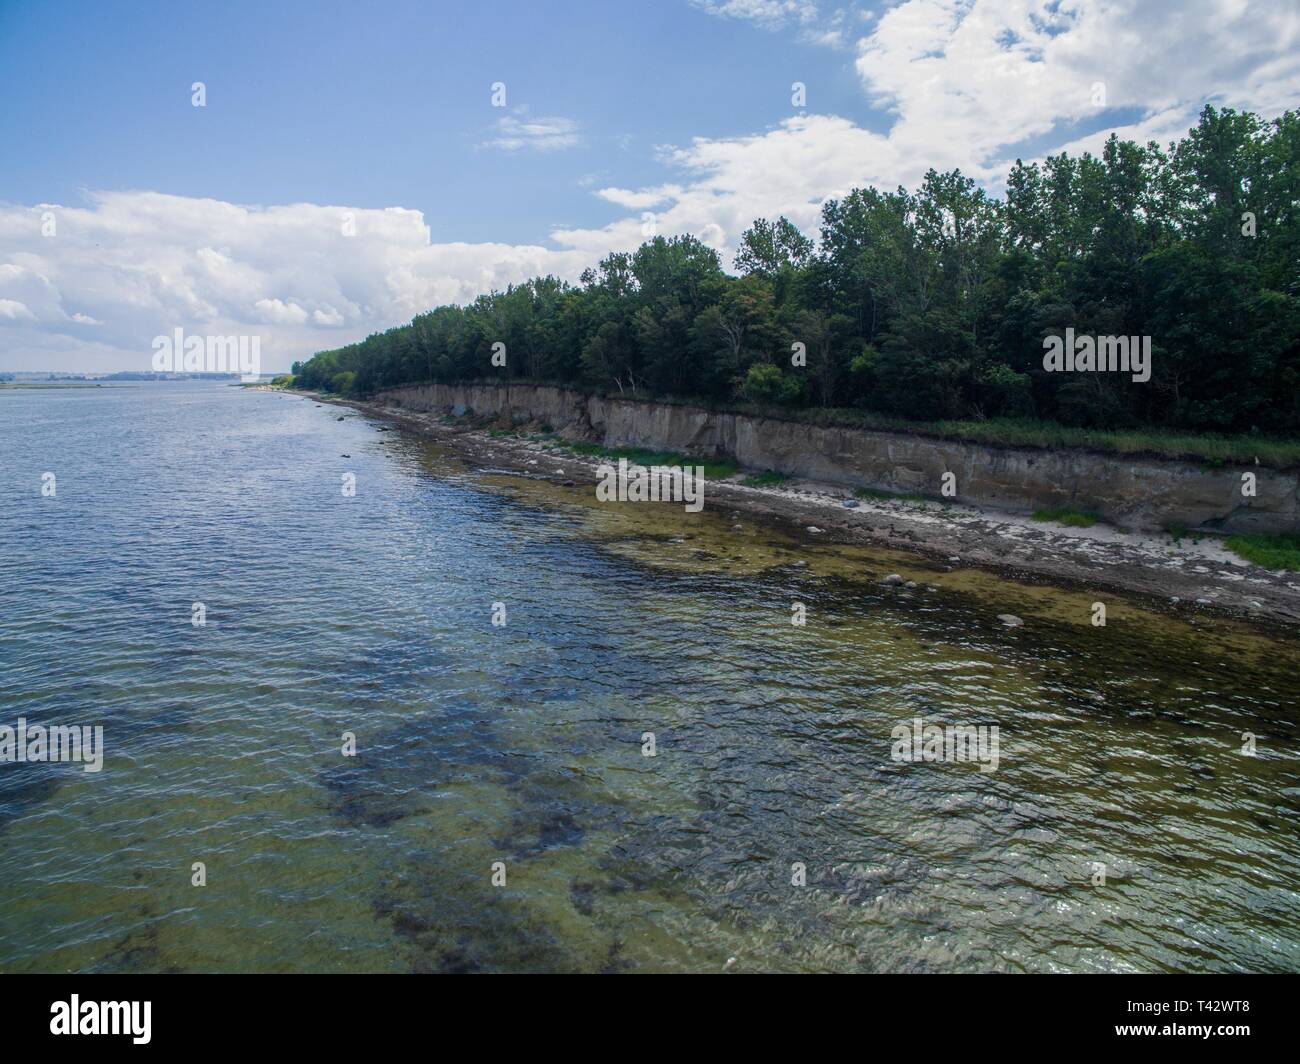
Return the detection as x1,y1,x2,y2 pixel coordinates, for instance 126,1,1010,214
1,0,1297,373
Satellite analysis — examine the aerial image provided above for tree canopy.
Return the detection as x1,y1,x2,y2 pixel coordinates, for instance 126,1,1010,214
293,107,1300,435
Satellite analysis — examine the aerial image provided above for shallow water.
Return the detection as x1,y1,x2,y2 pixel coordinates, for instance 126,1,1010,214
1,381,1297,973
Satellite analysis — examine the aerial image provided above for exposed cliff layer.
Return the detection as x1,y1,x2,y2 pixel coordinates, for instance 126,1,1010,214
373,383,1298,534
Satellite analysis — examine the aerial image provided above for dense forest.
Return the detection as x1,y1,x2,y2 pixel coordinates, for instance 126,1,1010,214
292,107,1300,435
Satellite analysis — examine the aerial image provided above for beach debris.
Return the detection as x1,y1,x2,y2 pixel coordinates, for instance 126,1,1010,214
806,526,823,534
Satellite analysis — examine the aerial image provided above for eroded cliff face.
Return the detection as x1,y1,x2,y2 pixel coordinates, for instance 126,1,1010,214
373,383,1299,534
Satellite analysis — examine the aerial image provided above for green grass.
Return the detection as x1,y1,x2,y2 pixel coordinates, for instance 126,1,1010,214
1032,507,1101,527
1225,533,1300,571
741,471,791,487
719,408,1300,468
1163,522,1203,545
548,440,738,479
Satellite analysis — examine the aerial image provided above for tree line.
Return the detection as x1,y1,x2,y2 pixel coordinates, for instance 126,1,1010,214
292,107,1300,435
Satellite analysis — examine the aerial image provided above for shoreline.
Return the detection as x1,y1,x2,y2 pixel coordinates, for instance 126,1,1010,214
285,388,1300,628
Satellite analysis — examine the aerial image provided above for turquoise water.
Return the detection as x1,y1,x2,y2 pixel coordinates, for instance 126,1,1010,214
1,381,1298,972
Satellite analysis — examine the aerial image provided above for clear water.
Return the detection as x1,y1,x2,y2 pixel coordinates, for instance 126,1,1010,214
1,381,1297,973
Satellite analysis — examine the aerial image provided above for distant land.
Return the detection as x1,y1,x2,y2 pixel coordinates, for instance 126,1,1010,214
0,371,254,382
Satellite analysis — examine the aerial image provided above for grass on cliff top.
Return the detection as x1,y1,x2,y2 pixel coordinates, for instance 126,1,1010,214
854,486,931,504
546,439,738,479
778,412,1300,468
741,471,791,487
1225,533,1300,571
1031,507,1101,527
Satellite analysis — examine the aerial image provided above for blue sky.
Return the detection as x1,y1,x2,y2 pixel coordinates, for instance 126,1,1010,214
1,0,1296,372
0,0,878,244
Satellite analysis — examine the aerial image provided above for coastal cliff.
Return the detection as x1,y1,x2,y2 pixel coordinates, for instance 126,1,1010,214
370,382,1299,536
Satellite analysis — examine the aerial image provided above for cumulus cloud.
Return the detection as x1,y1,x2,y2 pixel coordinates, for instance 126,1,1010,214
852,0,1299,184
253,297,310,325
0,193,591,372
0,299,36,321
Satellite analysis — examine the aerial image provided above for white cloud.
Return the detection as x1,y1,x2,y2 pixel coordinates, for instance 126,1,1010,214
852,0,1300,184
482,113,581,153
552,114,898,268
0,263,76,324
799,27,846,48
693,0,851,47
593,185,682,210
692,0,818,30
254,297,310,325
0,193,592,372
